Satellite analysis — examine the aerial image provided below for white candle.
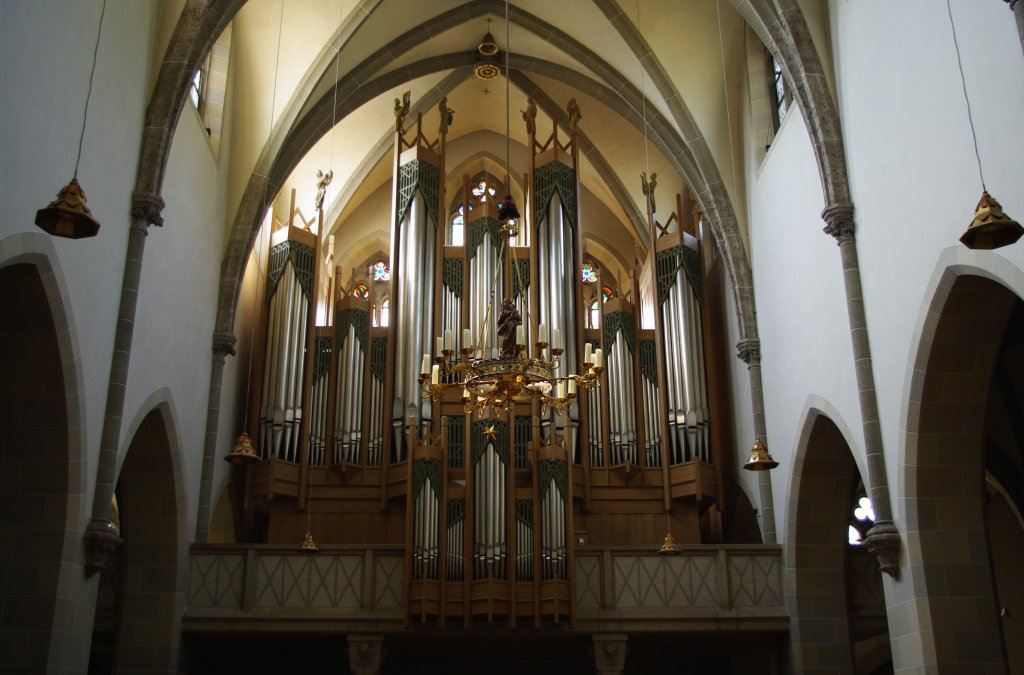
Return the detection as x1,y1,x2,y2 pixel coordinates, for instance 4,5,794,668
436,336,444,357
431,364,440,385
567,378,577,396
556,381,565,399
444,329,453,351
421,354,431,376
552,328,562,350
584,342,593,364
463,328,472,348
516,325,526,346
594,348,604,368
538,322,548,344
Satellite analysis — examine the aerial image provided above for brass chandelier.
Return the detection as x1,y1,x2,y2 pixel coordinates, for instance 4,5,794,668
420,2,600,417
420,218,603,417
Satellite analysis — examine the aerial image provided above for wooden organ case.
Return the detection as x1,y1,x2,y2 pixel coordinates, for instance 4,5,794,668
240,95,722,629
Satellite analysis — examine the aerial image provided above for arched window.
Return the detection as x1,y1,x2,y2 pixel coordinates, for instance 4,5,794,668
581,262,597,284
379,299,390,327
848,482,875,546
449,173,503,245
589,299,600,329
767,50,790,133
601,286,614,302
353,283,369,299
371,260,390,282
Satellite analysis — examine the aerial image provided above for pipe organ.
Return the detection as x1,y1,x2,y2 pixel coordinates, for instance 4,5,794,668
241,95,722,628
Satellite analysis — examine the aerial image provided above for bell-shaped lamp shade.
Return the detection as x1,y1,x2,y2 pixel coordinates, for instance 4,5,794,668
959,191,1023,250
224,432,260,464
743,439,779,471
35,178,101,239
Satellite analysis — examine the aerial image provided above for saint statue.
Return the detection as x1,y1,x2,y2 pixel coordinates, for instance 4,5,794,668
438,96,454,134
394,90,411,133
496,297,522,359
566,98,582,136
314,169,333,213
522,97,537,135
641,171,657,216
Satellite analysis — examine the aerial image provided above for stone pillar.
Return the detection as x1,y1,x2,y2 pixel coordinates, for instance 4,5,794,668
194,331,237,543
85,191,164,575
1008,0,1024,58
592,633,628,675
822,205,899,576
736,338,777,545
347,635,386,675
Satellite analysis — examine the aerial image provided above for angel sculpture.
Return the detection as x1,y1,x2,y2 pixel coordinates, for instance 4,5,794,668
314,169,333,213
641,171,657,216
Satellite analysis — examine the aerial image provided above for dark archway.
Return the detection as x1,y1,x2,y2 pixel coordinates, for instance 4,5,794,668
109,404,187,674
0,262,70,672
786,412,891,674
902,272,1018,673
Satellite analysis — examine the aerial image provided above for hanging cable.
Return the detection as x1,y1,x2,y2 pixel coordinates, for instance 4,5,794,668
74,0,107,179
716,0,739,205
945,0,986,190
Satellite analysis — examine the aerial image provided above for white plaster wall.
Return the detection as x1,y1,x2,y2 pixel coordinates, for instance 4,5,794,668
121,93,233,539
0,0,157,525
829,0,1024,517
745,107,863,543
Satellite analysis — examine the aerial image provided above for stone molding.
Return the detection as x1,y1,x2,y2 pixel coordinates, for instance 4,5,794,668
130,191,165,227
84,519,122,577
822,203,855,244
736,337,761,366
863,520,901,578
212,331,237,357
592,633,628,675
347,634,386,675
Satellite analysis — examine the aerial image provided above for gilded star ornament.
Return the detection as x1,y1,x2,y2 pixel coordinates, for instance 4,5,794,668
483,424,498,441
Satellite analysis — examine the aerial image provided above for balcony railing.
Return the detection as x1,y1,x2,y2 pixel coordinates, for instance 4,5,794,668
185,544,785,632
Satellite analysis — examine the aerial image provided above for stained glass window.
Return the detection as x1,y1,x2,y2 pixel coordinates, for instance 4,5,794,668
472,180,496,202
581,263,597,284
353,283,369,299
601,286,614,302
371,260,390,281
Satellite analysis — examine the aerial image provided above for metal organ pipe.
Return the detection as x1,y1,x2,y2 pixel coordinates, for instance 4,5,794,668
260,258,310,463
393,193,434,460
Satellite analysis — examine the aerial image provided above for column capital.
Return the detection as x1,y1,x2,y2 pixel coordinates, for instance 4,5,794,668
592,633,628,675
863,520,901,578
347,634,386,675
84,518,123,577
212,332,237,357
822,203,855,244
736,337,761,366
131,191,165,227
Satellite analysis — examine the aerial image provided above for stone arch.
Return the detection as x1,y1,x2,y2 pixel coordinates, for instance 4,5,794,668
785,405,891,674
729,0,851,209
109,394,189,674
0,233,90,673
896,252,1024,673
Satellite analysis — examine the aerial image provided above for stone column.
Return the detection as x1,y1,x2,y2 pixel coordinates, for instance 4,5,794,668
194,331,237,543
736,338,777,545
592,633,628,675
347,635,386,675
84,191,164,575
822,205,899,576
1008,0,1024,58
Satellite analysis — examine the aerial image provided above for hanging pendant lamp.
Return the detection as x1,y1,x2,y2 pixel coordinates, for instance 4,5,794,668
35,0,107,239
743,439,778,472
